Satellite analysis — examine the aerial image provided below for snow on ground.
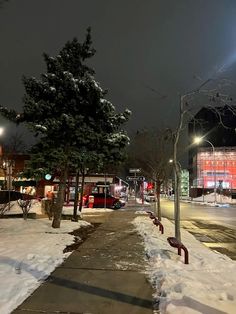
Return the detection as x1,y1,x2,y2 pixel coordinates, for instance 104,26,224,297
2,198,236,314
133,211,236,314
6,199,114,216
62,204,113,214
180,192,236,206
5,199,43,215
0,200,90,314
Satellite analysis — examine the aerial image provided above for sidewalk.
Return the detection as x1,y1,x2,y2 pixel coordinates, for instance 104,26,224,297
12,210,154,314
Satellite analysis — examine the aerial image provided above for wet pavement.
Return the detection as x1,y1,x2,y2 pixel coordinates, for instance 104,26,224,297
12,210,154,314
181,220,236,260
158,199,236,260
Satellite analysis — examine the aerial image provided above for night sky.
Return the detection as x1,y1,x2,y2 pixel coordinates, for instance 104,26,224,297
1,0,236,142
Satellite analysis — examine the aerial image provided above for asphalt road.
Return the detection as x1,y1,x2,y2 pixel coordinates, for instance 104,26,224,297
149,199,236,260
159,199,236,228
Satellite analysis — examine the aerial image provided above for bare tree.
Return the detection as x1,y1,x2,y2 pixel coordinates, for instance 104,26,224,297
128,129,173,220
4,132,27,154
0,132,27,190
170,78,236,241
17,199,32,220
0,202,12,216
144,77,236,242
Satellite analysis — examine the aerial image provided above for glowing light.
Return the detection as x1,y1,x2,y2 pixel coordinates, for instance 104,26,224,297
0,127,4,136
147,182,154,190
45,174,52,180
193,136,203,144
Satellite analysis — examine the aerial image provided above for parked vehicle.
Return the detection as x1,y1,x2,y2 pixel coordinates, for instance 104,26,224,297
119,196,127,207
83,193,123,209
145,192,156,202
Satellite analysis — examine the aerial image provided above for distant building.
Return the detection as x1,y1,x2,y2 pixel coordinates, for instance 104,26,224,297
0,153,33,191
191,147,236,196
0,150,127,201
181,169,189,197
188,105,236,197
39,174,128,202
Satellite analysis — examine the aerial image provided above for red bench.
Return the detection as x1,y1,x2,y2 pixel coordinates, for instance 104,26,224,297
167,237,189,264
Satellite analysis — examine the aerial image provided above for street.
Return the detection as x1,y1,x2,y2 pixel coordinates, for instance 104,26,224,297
149,199,236,260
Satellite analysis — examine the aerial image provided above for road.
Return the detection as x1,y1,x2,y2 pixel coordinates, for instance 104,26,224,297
149,199,236,260
159,199,236,229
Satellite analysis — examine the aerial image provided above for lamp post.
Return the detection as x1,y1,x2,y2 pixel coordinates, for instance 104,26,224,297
0,127,4,190
0,127,4,156
193,137,217,204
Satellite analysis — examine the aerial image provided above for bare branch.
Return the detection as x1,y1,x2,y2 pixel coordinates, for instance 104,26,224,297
144,85,168,99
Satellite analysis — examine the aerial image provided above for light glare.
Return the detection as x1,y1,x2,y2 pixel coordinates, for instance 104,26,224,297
0,127,4,136
193,136,202,144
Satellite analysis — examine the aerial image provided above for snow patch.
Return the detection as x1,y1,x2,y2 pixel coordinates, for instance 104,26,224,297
133,216,236,313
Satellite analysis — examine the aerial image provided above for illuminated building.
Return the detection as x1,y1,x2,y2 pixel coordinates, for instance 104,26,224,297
192,147,236,190
181,169,189,197
188,105,236,197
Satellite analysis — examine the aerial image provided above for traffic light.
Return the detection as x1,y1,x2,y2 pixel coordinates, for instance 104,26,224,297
147,182,153,190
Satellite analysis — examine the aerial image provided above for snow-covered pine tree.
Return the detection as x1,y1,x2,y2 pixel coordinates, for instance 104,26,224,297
69,114,131,220
0,28,131,228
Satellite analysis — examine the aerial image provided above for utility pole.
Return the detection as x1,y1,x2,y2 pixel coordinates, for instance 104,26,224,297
127,168,142,205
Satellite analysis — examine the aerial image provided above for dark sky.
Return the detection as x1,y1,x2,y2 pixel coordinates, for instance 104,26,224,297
1,0,236,141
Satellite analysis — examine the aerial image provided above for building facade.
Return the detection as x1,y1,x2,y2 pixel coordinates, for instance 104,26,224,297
188,105,236,197
192,147,236,192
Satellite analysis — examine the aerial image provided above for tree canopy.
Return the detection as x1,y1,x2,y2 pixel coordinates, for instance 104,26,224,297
0,28,131,227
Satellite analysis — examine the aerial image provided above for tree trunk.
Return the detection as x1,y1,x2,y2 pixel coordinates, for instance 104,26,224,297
156,181,161,221
52,167,68,228
78,170,85,212
174,167,181,241
157,183,161,221
23,210,27,220
72,171,79,221
172,95,185,242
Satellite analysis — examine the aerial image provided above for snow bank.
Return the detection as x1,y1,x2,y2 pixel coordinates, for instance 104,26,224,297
0,211,90,314
133,214,236,314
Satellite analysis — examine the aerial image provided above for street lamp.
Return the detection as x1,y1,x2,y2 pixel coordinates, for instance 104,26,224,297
193,136,217,203
0,127,4,191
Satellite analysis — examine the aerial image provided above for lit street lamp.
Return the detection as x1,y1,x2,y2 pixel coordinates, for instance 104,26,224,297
193,136,217,203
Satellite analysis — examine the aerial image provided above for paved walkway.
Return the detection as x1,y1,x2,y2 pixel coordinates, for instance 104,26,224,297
13,210,154,314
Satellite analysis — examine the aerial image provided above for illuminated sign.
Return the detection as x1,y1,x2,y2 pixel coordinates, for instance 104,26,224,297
45,174,52,180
